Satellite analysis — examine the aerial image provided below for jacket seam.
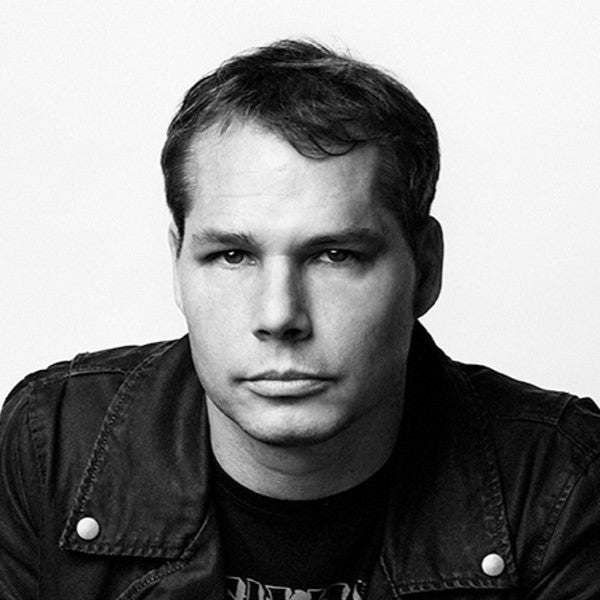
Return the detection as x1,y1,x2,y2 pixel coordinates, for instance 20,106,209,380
68,366,130,376
500,395,600,458
68,341,178,377
0,579,18,600
379,555,401,599
9,371,70,405
557,428,595,456
118,560,187,599
489,390,575,429
497,415,558,426
7,386,45,600
117,505,217,598
557,397,600,456
531,456,594,583
498,415,597,457
25,384,48,493
18,394,43,600
14,395,37,530
59,539,188,555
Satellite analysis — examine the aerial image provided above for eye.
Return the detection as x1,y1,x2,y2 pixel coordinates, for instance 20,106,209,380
204,249,254,266
221,250,246,264
325,249,349,263
318,249,354,263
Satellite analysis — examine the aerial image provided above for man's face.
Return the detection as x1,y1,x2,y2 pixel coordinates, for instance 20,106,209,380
171,121,438,447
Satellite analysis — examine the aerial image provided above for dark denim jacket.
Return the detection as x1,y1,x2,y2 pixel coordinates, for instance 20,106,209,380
2,324,599,599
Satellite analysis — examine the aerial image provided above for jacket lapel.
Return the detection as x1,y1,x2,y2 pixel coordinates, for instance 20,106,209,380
370,324,518,596
60,337,212,561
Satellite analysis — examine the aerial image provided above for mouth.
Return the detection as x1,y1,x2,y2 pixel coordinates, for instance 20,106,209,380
242,370,334,398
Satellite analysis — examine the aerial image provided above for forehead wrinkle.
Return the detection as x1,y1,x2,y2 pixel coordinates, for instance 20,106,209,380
185,122,387,232
187,120,299,189
189,155,304,204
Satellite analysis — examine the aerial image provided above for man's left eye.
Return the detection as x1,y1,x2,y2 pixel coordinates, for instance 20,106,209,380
222,250,247,264
318,249,354,263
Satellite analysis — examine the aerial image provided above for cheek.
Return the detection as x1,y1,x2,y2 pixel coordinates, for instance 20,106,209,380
322,273,416,366
317,265,416,330
179,278,245,361
179,269,250,321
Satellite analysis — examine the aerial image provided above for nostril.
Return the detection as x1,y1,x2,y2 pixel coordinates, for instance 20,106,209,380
281,327,307,341
253,325,311,342
254,328,270,341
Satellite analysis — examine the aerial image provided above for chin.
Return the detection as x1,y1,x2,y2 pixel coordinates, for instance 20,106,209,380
239,417,351,448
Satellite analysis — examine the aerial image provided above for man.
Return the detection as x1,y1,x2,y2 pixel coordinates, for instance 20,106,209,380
1,39,599,599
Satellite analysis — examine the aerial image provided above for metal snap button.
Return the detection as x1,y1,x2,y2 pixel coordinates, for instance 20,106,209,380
481,552,505,577
76,516,100,541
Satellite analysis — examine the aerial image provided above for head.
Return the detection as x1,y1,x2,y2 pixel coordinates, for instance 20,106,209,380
164,40,443,450
162,39,440,254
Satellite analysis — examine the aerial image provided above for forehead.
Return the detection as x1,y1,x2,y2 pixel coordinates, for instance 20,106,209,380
184,121,397,239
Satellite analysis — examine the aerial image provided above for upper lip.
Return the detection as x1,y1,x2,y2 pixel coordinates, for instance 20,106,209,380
245,370,332,381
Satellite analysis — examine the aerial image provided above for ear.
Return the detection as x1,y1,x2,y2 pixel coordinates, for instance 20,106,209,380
413,216,444,318
168,222,183,312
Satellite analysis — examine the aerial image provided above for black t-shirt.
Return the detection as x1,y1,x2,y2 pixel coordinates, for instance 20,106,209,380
212,455,392,599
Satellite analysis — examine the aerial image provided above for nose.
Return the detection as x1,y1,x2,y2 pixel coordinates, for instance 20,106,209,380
252,259,312,342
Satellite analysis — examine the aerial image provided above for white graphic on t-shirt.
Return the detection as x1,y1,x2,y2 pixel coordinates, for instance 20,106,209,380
225,576,366,600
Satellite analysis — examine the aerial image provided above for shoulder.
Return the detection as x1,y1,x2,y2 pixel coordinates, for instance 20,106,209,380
455,362,600,589
1,339,179,480
4,339,177,411
6,340,177,398
458,361,600,455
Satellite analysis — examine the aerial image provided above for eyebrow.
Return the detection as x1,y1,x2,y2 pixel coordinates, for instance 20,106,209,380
190,230,255,248
189,227,386,250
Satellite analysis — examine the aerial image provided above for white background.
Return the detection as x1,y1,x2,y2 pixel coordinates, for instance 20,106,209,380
2,1,599,403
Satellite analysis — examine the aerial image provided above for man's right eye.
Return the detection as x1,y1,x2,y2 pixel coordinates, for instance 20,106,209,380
209,250,255,266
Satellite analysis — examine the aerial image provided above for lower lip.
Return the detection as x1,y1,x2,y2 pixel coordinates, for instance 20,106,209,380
244,379,331,398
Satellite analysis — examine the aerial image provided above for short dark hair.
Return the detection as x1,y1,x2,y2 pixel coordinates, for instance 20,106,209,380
161,39,440,250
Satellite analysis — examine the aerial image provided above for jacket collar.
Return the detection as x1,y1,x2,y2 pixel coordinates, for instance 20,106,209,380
60,323,517,591
59,338,209,559
374,324,518,594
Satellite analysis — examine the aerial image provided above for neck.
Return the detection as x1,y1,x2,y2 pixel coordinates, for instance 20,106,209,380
207,394,403,500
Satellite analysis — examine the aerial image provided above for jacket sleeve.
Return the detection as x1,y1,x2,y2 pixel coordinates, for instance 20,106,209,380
527,398,600,599
0,385,42,600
